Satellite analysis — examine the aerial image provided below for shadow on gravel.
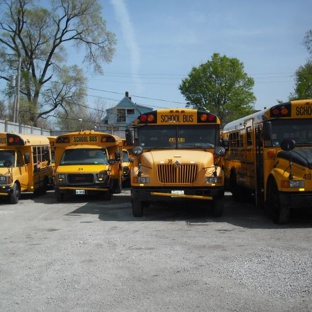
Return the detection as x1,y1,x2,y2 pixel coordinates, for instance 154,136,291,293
64,191,312,229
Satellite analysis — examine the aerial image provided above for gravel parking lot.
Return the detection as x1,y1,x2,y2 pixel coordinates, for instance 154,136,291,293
0,189,312,312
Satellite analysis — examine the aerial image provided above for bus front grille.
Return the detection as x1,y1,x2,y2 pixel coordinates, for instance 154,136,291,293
68,174,94,184
157,164,197,184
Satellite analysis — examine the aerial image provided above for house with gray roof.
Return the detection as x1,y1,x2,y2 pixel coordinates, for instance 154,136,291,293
101,91,153,137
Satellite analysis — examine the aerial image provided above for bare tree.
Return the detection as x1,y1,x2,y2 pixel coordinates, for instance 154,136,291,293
0,0,116,126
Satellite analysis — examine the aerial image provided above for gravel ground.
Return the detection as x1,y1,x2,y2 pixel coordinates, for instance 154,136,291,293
0,190,312,312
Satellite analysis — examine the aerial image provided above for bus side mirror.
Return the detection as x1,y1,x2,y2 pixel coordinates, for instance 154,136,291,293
263,121,272,141
281,139,295,151
115,151,121,161
24,153,30,164
125,127,133,146
221,138,229,151
4,160,12,167
108,159,116,165
131,146,143,156
214,146,226,157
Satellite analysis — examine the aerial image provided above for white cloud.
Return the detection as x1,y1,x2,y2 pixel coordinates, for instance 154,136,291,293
110,0,143,94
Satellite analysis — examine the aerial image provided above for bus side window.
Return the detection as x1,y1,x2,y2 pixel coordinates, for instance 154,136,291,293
24,153,30,164
16,150,25,167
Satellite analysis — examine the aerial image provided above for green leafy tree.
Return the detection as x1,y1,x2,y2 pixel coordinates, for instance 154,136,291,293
290,61,312,100
179,53,256,126
0,0,116,127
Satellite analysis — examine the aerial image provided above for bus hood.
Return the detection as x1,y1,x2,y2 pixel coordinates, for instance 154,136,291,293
277,148,312,169
140,149,214,167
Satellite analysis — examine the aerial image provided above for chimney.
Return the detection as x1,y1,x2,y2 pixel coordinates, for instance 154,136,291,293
125,91,129,98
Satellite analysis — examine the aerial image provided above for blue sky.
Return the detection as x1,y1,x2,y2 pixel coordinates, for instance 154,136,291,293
83,0,311,112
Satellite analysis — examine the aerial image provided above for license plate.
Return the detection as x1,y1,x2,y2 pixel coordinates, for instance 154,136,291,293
171,190,184,195
76,190,85,195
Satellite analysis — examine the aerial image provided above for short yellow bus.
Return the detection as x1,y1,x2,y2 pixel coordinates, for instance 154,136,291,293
126,108,225,217
222,99,312,224
0,132,53,203
54,130,123,201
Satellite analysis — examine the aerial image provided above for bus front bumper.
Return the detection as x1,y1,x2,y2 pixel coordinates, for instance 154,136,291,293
131,187,224,202
279,191,312,209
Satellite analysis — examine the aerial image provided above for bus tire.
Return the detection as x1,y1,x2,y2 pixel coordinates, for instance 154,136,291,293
104,191,111,200
10,183,20,204
132,200,143,217
267,179,290,225
212,198,223,217
55,189,64,202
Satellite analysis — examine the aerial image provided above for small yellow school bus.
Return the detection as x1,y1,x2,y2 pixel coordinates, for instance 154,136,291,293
54,130,123,201
0,132,53,203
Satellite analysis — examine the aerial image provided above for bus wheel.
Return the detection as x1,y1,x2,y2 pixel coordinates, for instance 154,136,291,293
268,179,290,225
132,200,143,217
10,183,20,204
55,189,64,202
104,191,111,200
230,170,241,201
212,198,223,217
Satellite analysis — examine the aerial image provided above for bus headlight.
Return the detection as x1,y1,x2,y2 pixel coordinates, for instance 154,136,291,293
281,180,305,189
97,170,108,181
137,177,150,184
206,177,222,184
0,175,11,184
57,174,66,182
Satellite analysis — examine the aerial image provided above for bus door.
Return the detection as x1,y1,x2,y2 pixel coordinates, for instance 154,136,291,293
16,149,29,191
244,119,256,191
255,125,264,207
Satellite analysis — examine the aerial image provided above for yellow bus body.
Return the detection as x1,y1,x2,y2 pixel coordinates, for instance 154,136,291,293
0,132,53,203
222,99,312,224
127,108,225,217
54,130,123,201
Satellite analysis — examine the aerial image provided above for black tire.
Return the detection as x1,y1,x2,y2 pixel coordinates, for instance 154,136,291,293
132,200,143,217
267,179,290,225
212,198,224,217
10,183,20,204
104,191,112,200
55,189,64,202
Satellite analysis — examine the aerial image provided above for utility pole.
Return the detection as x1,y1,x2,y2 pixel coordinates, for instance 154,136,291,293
15,56,21,123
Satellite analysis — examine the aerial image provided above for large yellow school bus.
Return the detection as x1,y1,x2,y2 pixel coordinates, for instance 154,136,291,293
126,108,226,217
54,130,123,201
0,132,53,203
221,99,312,224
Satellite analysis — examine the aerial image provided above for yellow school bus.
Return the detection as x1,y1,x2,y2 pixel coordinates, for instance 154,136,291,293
54,130,123,201
126,108,226,217
0,132,53,203
221,99,312,224
121,138,133,187
47,135,57,186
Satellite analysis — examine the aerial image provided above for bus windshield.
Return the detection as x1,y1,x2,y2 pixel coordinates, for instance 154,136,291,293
60,149,108,165
137,125,218,149
0,150,15,167
269,120,312,147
